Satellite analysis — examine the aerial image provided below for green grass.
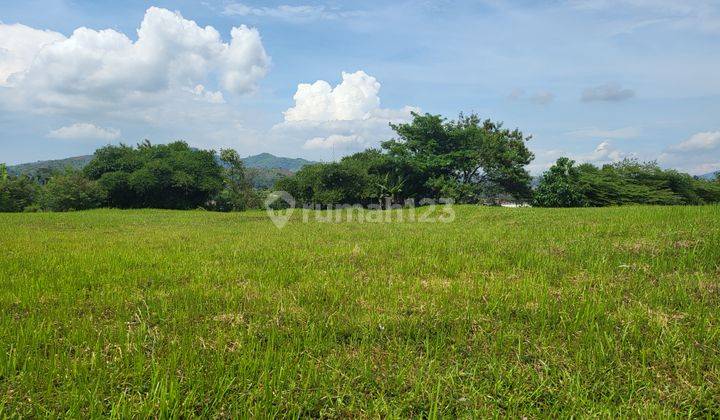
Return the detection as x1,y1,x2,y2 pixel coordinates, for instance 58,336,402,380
1,205,719,417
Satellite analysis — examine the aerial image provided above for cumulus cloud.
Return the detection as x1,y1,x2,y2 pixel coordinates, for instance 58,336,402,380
285,71,393,122
0,23,65,86
581,83,635,102
273,70,419,158
0,7,270,110
281,71,420,124
222,3,360,21
303,134,366,150
567,126,641,139
659,131,720,174
47,123,121,141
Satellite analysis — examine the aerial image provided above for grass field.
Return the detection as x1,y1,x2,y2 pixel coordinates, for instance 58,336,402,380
1,206,719,417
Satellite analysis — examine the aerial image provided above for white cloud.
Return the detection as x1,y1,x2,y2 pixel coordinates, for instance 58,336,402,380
303,134,366,150
567,126,641,139
0,23,65,86
659,130,720,174
582,83,635,102
223,3,360,21
47,123,121,141
583,140,633,164
668,131,720,152
0,7,269,111
281,70,420,123
284,71,385,122
273,70,419,159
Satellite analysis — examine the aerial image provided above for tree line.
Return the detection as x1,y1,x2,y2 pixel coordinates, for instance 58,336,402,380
534,157,720,207
1,141,259,212
2,112,719,212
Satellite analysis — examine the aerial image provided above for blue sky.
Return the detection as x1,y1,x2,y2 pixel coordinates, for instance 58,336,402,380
1,0,719,174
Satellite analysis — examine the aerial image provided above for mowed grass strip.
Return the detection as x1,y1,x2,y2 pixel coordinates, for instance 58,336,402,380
1,205,719,417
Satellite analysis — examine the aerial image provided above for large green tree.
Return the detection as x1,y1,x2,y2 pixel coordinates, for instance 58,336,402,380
382,112,534,203
533,158,587,207
84,141,223,209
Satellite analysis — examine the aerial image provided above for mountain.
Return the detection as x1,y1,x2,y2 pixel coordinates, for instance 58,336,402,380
7,155,94,177
6,152,317,189
241,153,317,172
699,172,718,181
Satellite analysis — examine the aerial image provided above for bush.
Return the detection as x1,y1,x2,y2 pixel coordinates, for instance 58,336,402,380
0,175,39,212
41,171,106,212
276,163,369,206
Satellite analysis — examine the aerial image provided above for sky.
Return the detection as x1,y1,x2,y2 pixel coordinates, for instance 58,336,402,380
1,0,719,175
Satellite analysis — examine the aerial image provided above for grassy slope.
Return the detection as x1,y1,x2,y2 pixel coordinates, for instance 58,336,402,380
0,206,719,417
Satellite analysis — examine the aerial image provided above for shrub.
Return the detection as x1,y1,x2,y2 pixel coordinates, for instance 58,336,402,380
41,171,106,212
0,175,39,212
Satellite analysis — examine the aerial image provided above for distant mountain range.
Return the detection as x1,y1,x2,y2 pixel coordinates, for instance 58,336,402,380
7,153,319,189
700,172,718,181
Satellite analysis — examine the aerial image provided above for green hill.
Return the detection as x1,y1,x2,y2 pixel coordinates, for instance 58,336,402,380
7,155,94,177
241,153,316,172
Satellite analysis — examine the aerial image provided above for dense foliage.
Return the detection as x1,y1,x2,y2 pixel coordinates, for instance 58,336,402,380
533,157,587,207
278,112,535,206
84,141,223,209
534,158,720,207
0,165,39,212
39,170,107,212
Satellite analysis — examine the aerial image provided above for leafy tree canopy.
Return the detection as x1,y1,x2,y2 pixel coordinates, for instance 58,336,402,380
0,171,39,212
84,141,223,209
382,112,534,203
40,169,106,212
534,158,587,207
